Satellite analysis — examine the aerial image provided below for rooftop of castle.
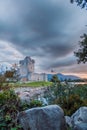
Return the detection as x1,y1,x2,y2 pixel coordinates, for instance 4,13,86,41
19,56,35,64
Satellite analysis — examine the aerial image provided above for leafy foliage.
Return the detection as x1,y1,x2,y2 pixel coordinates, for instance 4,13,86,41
55,94,87,115
0,89,22,130
74,34,87,63
0,88,43,130
45,82,87,116
71,0,87,8
5,71,15,78
51,75,60,83
5,69,20,82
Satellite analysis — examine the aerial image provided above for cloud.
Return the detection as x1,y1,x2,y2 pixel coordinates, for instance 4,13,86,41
0,40,23,63
0,0,87,76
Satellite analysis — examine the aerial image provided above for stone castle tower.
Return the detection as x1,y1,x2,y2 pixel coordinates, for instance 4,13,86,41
19,56,35,81
19,56,47,82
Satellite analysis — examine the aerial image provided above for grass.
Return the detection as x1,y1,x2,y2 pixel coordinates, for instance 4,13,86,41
8,81,52,88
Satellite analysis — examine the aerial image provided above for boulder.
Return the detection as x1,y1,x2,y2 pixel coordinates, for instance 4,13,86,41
18,105,67,130
71,106,87,125
71,106,87,130
73,123,87,130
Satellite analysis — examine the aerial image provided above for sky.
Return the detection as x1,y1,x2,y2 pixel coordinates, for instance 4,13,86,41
0,0,87,78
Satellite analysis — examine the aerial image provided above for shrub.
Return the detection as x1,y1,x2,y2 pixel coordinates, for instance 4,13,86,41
45,82,87,116
0,89,22,130
54,94,87,115
0,88,43,130
51,75,60,83
0,75,6,89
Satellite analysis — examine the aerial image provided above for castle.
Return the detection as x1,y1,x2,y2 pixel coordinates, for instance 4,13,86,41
19,56,47,82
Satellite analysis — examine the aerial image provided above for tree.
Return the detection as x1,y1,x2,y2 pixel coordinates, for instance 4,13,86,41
71,0,87,8
74,34,87,63
51,75,60,83
5,69,20,82
5,70,14,78
0,75,6,89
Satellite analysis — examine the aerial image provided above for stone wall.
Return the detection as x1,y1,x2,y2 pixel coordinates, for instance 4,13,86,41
28,73,47,81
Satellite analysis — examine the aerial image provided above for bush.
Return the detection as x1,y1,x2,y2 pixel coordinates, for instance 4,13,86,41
51,75,60,83
0,89,43,130
55,94,87,115
0,89,22,130
45,82,87,116
0,75,6,89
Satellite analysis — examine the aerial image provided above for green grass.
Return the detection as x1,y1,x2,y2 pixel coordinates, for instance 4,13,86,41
8,81,52,88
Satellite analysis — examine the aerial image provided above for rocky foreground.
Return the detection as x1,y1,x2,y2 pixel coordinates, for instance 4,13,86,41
15,87,87,130
18,105,87,130
15,86,48,101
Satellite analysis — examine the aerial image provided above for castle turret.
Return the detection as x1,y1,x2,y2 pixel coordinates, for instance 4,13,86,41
19,56,35,81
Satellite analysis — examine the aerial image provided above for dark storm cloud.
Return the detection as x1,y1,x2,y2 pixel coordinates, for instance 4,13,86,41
39,54,76,70
0,0,76,47
42,42,75,58
0,0,87,73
